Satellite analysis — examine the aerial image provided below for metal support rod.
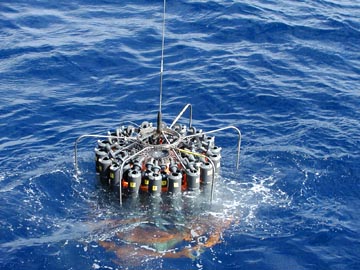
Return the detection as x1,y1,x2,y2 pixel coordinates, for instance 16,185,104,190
158,130,186,171
111,141,142,159
170,103,193,129
159,0,166,116
184,125,242,170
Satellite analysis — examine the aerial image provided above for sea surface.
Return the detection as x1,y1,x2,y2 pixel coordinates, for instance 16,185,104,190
0,0,359,269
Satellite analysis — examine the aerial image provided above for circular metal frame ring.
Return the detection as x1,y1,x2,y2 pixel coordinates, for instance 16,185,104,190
137,127,182,149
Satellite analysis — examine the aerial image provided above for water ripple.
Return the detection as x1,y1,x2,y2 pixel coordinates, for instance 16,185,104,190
1,0,360,269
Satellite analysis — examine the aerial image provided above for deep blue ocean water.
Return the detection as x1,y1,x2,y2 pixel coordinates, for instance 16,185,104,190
1,0,360,269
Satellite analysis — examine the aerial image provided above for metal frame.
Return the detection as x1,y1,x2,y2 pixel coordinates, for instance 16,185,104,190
74,104,241,206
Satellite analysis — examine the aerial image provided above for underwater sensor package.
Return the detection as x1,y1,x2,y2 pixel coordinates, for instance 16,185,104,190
75,105,241,205
74,0,241,205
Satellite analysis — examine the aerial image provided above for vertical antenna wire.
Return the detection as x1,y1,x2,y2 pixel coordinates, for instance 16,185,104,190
159,0,166,115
